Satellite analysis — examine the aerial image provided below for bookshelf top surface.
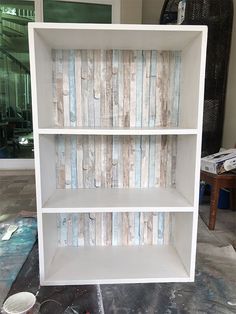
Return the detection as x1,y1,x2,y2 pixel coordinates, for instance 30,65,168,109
29,23,207,51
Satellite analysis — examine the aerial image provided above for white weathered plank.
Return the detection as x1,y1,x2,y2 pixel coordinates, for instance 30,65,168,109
112,135,119,188
106,136,113,188
100,50,106,127
84,213,90,246
88,135,95,188
77,136,83,188
128,212,135,245
122,212,129,245
141,136,149,188
68,50,76,127
164,212,170,245
95,213,102,246
152,213,158,245
81,50,88,127
94,136,102,188
123,136,130,188
135,50,143,128
78,213,85,246
88,50,95,127
123,51,131,127
94,50,101,127
118,50,124,127
72,213,78,246
89,213,96,246
67,214,73,246
142,51,151,127
60,214,67,247
106,213,112,246
55,50,64,127
149,51,157,127
63,50,70,127
130,51,137,127
75,50,82,127
129,136,135,188
112,50,119,127
65,135,71,189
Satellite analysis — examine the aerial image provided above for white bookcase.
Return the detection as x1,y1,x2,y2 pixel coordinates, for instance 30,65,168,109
29,23,207,285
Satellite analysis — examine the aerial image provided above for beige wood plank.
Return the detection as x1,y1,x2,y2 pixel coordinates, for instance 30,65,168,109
123,51,131,127
142,51,151,127
63,50,70,127
130,51,137,127
75,50,82,127
94,50,101,127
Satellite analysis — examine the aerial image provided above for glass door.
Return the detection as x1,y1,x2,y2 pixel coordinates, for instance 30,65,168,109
0,0,115,167
43,0,112,23
0,0,35,159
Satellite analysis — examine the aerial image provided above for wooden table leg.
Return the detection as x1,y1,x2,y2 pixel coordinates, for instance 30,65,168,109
209,182,220,230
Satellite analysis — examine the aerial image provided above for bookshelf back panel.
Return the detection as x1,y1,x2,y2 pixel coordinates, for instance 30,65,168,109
55,135,177,189
57,212,172,247
52,49,181,128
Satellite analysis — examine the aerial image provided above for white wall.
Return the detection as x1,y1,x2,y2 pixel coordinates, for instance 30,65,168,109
222,0,236,148
142,0,165,24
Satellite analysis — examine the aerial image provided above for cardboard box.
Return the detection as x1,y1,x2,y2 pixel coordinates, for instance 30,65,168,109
201,149,236,174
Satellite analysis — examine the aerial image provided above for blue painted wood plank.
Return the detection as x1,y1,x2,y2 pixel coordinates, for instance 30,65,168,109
112,212,118,246
72,213,78,246
60,213,68,247
68,50,76,127
158,213,164,245
149,136,156,187
149,51,157,127
70,135,78,189
88,50,95,127
136,51,143,127
118,50,124,127
135,136,142,188
81,50,88,126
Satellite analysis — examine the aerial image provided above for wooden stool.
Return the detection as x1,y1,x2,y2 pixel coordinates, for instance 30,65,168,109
200,171,236,230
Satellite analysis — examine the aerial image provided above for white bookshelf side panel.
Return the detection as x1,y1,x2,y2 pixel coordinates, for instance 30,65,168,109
175,135,197,206
39,135,57,205
33,31,54,128
172,212,194,277
41,213,58,282
179,33,205,129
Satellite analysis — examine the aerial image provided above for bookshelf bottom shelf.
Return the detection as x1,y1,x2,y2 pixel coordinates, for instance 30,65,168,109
43,245,191,285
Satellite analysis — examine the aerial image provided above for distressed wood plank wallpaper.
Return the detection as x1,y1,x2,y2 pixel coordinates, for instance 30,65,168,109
52,49,181,247
56,135,177,189
52,49,181,128
57,212,172,247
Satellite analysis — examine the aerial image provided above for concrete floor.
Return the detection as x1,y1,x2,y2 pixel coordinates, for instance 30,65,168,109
0,170,36,219
1,171,236,313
